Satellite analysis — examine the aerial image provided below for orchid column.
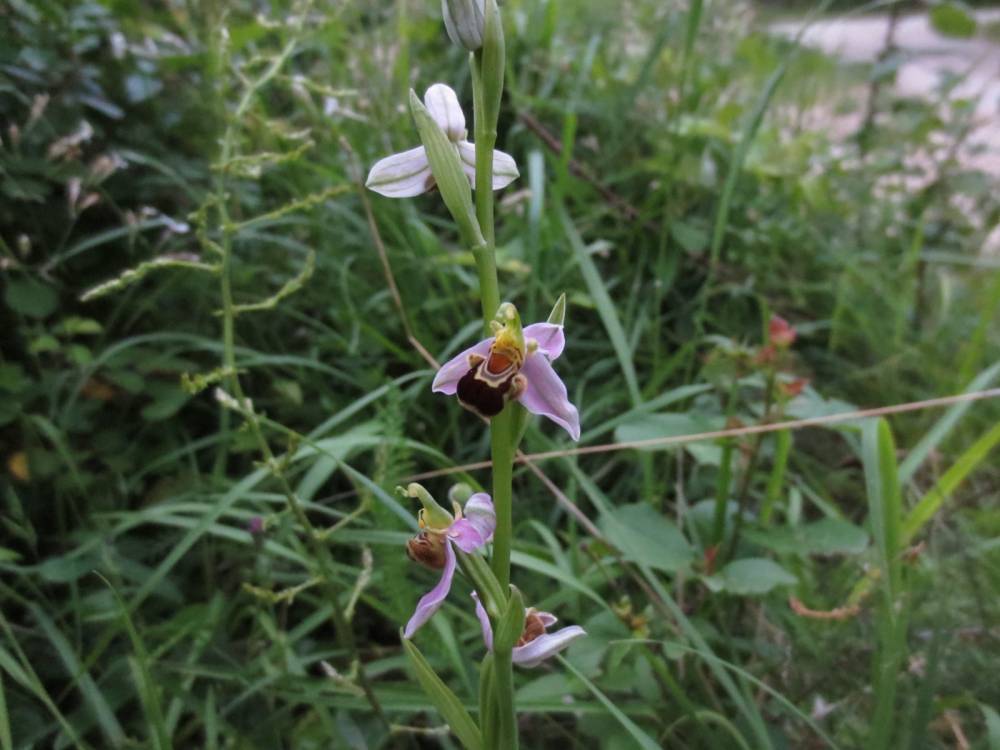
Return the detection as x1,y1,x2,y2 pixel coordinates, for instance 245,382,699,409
365,1,582,747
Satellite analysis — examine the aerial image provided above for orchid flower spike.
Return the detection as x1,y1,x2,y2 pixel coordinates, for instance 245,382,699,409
401,483,496,638
366,83,518,198
472,592,587,668
432,302,581,440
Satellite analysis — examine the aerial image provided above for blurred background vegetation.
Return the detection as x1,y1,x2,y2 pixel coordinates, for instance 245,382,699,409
2,0,999,747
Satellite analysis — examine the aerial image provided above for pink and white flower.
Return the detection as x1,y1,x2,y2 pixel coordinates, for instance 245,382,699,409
472,592,587,668
432,303,580,440
403,487,496,638
366,83,518,198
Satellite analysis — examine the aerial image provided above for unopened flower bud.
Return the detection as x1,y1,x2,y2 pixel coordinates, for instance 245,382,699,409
442,0,485,51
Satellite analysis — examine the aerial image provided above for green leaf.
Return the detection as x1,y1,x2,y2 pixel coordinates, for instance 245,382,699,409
744,518,869,557
599,503,695,573
982,703,1000,750
36,553,98,583
400,636,483,750
929,2,976,38
141,383,191,421
706,558,797,596
4,277,57,319
614,412,721,446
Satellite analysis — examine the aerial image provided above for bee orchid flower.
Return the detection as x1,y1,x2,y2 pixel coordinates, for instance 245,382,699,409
431,302,581,440
366,83,518,198
472,592,586,668
402,484,496,638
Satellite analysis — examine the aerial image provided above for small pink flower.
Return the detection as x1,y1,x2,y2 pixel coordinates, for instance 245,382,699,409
472,592,586,668
432,304,580,440
769,315,796,348
404,492,496,638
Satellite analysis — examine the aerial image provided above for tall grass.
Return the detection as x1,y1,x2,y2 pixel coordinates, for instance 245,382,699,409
1,0,998,747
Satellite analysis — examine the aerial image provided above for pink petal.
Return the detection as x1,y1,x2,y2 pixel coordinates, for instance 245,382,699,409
471,592,494,652
424,84,466,142
536,610,558,628
365,146,432,198
449,519,485,553
403,541,456,638
463,493,495,542
518,355,581,441
512,625,587,668
523,323,565,360
431,336,493,395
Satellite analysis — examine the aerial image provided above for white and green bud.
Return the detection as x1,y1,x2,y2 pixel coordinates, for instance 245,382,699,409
442,0,485,51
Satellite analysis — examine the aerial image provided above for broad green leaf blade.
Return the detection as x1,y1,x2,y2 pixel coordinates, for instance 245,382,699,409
705,558,797,596
744,518,869,557
930,2,977,37
599,503,695,573
401,636,483,750
557,656,660,750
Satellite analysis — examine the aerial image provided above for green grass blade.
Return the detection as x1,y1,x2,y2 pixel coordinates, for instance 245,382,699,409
861,419,905,750
902,419,1000,543
898,360,1000,484
662,710,752,750
559,205,641,406
401,636,483,750
101,576,172,750
0,671,12,750
30,606,126,747
556,656,660,750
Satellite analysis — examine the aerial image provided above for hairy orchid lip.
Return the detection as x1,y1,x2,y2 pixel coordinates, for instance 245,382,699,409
516,609,548,647
406,531,448,570
457,363,516,418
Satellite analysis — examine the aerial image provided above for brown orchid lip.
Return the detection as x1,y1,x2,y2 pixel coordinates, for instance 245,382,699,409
456,347,526,418
406,531,447,570
516,608,547,647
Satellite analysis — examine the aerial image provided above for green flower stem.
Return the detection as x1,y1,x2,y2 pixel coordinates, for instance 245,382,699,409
471,10,519,748
493,645,518,750
489,410,515,590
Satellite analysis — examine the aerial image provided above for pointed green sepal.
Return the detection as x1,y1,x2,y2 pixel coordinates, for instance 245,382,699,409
408,89,484,248
401,634,484,750
493,585,525,654
547,292,567,326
